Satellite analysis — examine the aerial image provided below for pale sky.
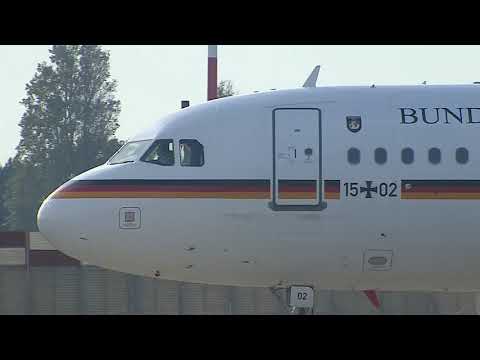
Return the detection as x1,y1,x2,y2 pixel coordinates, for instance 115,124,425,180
2,45,480,165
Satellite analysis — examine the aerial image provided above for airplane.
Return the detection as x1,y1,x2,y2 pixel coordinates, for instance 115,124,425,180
37,66,480,313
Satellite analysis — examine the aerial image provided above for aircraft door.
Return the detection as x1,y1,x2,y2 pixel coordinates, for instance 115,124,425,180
272,108,322,210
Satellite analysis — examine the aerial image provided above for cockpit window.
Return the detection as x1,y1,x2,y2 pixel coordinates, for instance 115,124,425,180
141,139,175,166
180,139,204,167
108,140,151,165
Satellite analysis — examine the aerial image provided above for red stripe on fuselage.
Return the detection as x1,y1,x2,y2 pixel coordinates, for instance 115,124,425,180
278,186,316,192
404,186,480,193
60,185,270,193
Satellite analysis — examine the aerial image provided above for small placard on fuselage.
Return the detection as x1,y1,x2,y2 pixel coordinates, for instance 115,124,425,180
289,286,315,308
119,207,141,229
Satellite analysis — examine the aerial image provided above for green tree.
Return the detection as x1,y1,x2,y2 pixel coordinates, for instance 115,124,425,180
4,45,122,231
73,45,122,174
217,80,236,98
3,158,44,231
0,160,11,230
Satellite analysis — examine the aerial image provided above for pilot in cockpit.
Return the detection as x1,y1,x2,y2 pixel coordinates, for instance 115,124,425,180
144,140,174,166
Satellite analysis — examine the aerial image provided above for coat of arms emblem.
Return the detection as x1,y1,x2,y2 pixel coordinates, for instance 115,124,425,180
346,116,362,133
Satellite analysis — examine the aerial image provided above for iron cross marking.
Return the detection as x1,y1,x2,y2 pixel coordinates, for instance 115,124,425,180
360,181,378,199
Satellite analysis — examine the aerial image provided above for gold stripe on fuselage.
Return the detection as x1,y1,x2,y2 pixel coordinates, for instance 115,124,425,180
402,193,480,200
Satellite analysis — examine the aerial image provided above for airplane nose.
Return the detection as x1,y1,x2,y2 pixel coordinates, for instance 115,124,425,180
36,181,102,265
37,196,71,254
36,181,87,260
37,200,47,234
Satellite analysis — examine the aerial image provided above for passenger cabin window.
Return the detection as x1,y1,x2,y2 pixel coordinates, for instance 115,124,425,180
429,148,441,165
109,140,151,165
141,139,175,166
375,148,387,165
347,148,360,165
180,139,204,167
402,148,414,164
456,147,469,164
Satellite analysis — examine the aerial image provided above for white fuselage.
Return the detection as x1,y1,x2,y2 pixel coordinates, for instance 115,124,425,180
38,85,480,292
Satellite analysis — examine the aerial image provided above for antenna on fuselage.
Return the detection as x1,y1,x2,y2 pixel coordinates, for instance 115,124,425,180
303,65,321,88
207,45,218,101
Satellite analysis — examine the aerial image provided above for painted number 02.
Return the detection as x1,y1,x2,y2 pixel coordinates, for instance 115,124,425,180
378,183,398,197
297,292,308,301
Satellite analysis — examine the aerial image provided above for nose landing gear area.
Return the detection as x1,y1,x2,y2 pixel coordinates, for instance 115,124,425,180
271,286,381,314
271,285,315,315
288,286,315,315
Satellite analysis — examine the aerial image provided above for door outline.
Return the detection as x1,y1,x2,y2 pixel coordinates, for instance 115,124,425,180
269,108,326,212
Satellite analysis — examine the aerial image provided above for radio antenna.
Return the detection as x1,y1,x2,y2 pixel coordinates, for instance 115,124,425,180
303,65,321,88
